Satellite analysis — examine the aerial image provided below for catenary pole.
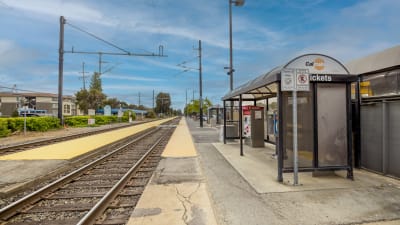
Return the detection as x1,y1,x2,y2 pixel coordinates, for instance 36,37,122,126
198,40,203,127
58,16,65,125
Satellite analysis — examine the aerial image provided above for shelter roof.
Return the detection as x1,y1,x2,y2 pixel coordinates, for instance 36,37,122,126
222,54,350,101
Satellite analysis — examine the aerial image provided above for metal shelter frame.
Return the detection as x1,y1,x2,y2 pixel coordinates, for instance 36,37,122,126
222,54,359,182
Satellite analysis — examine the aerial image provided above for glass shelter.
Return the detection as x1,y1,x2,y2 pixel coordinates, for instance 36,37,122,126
222,54,358,182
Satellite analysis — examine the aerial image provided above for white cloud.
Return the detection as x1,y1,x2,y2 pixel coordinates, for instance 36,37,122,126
2,0,116,26
0,39,38,68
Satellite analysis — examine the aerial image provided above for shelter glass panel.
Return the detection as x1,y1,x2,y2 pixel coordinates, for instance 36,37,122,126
265,97,278,143
317,83,347,167
282,88,314,168
361,70,400,98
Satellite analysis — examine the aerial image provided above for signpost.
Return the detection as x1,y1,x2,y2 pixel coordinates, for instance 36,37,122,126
88,109,95,126
104,105,111,116
281,68,309,185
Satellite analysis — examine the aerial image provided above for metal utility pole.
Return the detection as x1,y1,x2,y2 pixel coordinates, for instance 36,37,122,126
152,90,155,110
228,1,234,91
98,53,102,75
138,92,141,106
228,0,245,91
58,16,66,125
79,62,88,90
227,0,244,123
185,89,188,117
197,40,203,127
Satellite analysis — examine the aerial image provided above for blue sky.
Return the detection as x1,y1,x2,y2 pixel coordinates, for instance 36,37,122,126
0,0,399,110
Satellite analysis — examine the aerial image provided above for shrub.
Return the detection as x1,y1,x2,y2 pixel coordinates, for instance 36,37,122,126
65,115,126,127
93,115,118,125
122,110,136,122
146,110,156,118
0,119,11,137
26,117,61,131
0,117,60,137
64,116,90,127
7,118,25,132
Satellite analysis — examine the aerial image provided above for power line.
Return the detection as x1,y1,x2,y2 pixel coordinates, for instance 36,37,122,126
66,22,130,54
0,85,48,94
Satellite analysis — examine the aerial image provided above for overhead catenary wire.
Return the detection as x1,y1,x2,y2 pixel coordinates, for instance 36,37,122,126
66,22,130,54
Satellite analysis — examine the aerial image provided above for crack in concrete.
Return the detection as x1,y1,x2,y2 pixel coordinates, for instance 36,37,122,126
175,182,202,225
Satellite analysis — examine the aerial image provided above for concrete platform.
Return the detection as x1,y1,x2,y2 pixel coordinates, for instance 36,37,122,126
127,118,217,225
186,118,400,225
213,142,400,193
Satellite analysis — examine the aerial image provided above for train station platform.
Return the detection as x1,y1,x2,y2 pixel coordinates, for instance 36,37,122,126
1,116,400,224
0,118,172,160
184,118,400,225
0,118,173,195
127,118,217,225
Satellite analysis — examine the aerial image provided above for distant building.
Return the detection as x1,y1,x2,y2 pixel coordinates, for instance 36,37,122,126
0,92,82,117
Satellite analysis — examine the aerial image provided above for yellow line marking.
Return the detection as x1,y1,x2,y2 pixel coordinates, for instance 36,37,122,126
161,118,197,157
0,118,173,160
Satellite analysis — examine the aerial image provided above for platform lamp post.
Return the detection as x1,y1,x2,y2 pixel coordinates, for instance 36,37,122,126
227,0,244,131
228,0,244,91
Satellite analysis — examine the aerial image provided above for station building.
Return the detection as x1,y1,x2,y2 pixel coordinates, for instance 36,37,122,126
346,45,400,178
221,45,400,180
0,92,79,117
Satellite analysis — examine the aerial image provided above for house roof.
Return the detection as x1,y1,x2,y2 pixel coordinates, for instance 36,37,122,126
0,92,75,99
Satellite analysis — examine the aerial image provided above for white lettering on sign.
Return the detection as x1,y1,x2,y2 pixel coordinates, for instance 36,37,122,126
309,74,332,82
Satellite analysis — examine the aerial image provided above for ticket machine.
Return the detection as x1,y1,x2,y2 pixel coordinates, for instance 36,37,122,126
243,106,264,147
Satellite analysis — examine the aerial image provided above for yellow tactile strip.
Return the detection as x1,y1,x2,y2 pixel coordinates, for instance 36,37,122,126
161,118,197,157
0,118,173,160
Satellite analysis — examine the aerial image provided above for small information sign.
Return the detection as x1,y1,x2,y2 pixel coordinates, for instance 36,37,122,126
104,105,111,116
117,110,123,118
281,69,295,91
88,109,95,116
296,69,310,91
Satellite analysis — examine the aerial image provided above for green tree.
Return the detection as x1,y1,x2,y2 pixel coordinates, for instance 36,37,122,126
75,89,89,114
88,72,106,110
75,72,107,113
90,72,102,92
120,101,128,108
103,98,120,108
155,92,171,115
88,89,106,110
185,97,213,115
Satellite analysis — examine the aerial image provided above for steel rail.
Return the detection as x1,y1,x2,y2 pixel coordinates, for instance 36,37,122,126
77,134,165,225
0,127,161,221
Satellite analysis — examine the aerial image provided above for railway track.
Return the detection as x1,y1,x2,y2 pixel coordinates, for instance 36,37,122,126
0,120,156,157
0,118,179,225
